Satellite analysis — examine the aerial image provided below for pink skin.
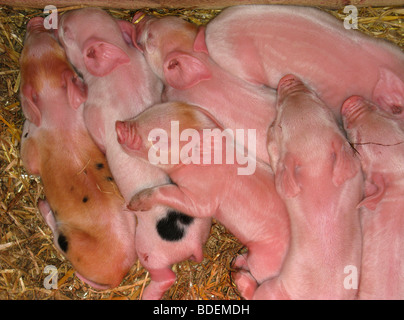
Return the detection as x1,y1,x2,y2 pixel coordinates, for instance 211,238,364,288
203,5,404,118
257,75,362,299
342,96,404,299
133,13,277,162
58,8,211,299
115,102,290,294
20,18,136,289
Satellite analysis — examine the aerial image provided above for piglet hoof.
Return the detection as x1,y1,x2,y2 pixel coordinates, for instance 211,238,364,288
128,188,154,212
233,253,249,271
141,269,177,300
232,270,257,300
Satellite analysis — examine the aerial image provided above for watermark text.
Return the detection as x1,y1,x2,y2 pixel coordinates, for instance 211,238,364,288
147,121,257,175
344,5,358,30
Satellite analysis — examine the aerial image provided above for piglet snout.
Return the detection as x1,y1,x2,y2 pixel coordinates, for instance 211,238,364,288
277,74,312,99
277,74,300,91
341,96,376,127
27,17,46,33
75,272,111,291
341,96,365,116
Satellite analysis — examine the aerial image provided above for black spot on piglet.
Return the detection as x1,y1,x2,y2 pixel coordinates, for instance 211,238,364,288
96,163,104,170
58,233,68,252
156,211,194,242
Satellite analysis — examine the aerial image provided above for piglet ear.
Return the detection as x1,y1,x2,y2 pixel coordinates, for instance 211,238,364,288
275,153,301,198
193,26,208,54
357,172,386,211
331,140,359,187
37,199,58,234
83,40,130,77
116,20,142,51
163,52,211,90
63,70,87,110
21,84,41,127
373,67,404,115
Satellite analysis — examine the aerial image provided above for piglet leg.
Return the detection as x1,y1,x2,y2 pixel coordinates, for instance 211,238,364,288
233,240,284,283
251,278,291,300
232,270,258,300
142,268,177,300
129,184,210,218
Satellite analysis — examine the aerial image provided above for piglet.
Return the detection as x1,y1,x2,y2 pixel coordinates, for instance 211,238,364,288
201,5,404,117
115,101,290,295
259,75,363,299
19,17,136,289
58,8,211,299
133,13,276,162
342,96,404,299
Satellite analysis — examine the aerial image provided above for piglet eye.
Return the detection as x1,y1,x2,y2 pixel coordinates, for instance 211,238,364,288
32,92,39,103
57,233,69,252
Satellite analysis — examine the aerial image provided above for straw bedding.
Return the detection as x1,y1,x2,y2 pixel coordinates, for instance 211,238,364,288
0,5,403,300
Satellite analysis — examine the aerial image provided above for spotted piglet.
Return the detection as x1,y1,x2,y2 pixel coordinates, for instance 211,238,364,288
115,101,290,297
19,17,136,289
57,8,212,300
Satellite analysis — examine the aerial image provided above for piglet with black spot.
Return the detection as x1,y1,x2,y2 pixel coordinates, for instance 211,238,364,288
56,8,212,300
116,101,290,299
19,18,136,289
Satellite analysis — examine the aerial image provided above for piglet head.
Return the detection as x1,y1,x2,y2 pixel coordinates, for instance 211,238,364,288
20,18,87,175
342,96,404,166
58,8,132,78
116,102,223,172
30,130,138,290
134,14,211,89
20,18,87,128
267,75,314,170
33,136,138,289
276,74,315,107
342,96,404,210
38,193,136,290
